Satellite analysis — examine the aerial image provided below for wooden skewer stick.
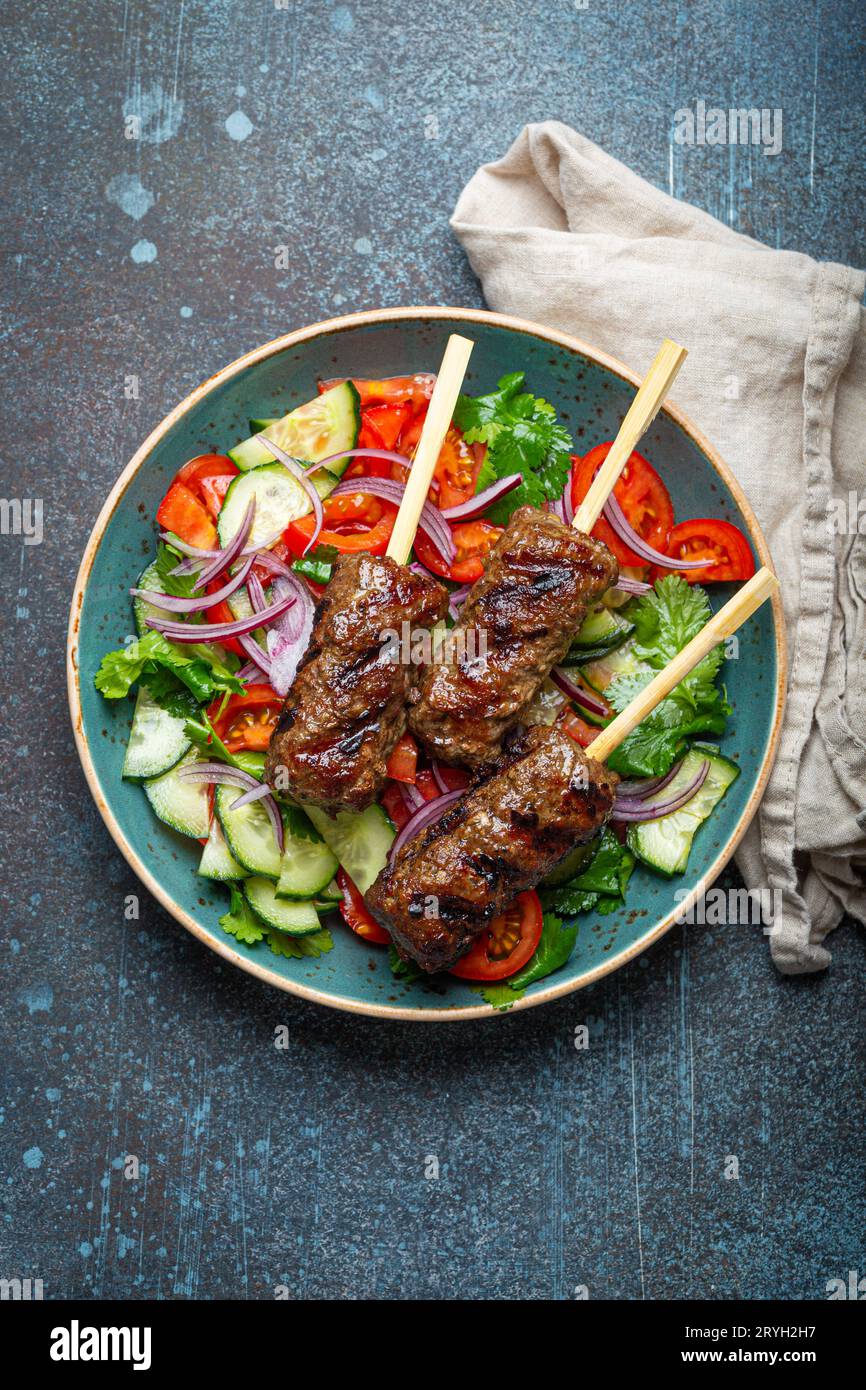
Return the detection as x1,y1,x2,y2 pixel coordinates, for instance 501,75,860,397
386,333,474,565
573,338,688,534
590,566,779,764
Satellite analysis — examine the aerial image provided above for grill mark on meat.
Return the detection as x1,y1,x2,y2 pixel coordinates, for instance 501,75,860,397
265,552,447,812
408,507,618,767
365,724,619,972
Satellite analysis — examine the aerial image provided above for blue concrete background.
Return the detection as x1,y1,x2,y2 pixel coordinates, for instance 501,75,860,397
2,0,864,1300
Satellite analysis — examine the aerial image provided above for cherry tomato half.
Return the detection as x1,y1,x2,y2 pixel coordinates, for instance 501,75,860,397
337,869,391,944
432,428,484,510
414,519,503,583
175,454,239,519
571,444,674,567
657,518,756,584
284,496,398,557
386,732,419,784
450,890,544,981
209,685,282,753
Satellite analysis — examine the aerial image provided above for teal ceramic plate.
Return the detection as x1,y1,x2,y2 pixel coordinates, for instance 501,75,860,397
68,308,786,1020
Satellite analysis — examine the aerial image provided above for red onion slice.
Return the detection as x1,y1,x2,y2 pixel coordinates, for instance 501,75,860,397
160,525,285,564
250,548,294,580
131,553,255,614
616,759,684,799
145,589,297,642
177,761,283,851
229,781,275,810
389,788,464,861
399,782,426,815
551,668,610,718
430,761,451,796
441,474,522,521
330,476,456,564
262,437,324,556
312,446,413,475
195,500,256,588
603,492,710,570
238,631,272,675
612,574,652,595
612,760,709,822
266,574,316,696
561,472,575,526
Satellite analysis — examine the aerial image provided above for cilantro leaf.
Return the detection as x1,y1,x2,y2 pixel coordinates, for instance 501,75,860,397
602,577,730,777
219,885,265,946
292,542,338,586
267,927,333,959
540,830,634,916
388,945,424,984
153,540,200,598
95,629,244,704
453,373,574,524
183,713,267,779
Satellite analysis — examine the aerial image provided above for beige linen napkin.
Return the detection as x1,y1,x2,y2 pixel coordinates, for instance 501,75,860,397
451,122,866,973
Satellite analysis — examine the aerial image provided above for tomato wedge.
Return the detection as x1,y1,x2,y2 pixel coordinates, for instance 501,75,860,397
338,869,390,944
386,732,418,783
432,427,483,510
571,445,674,566
156,481,217,550
450,890,544,981
414,519,502,583
658,518,756,584
381,782,411,831
175,454,239,519
283,495,398,557
560,709,599,748
203,580,245,658
209,685,282,753
320,375,435,410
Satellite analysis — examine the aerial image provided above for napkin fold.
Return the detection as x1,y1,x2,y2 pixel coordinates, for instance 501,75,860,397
451,122,866,972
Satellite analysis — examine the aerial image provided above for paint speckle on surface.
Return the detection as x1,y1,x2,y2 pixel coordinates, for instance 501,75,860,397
19,984,53,1014
122,81,183,145
363,85,385,111
354,237,372,255
105,173,155,221
45,1089,60,1103
259,63,269,74
130,240,157,264
331,6,354,33
180,305,192,318
23,1146,44,1170
79,1241,93,1258
225,110,253,142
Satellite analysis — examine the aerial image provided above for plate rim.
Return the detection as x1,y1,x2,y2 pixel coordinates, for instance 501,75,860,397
67,305,787,1022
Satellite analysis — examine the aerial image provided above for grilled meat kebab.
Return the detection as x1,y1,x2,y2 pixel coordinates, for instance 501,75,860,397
265,552,447,813
407,506,618,768
365,723,619,972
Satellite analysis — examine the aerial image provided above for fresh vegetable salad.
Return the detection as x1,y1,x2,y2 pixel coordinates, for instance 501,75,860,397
95,370,756,1005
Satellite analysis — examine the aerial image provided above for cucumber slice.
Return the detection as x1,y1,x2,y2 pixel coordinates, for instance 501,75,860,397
317,876,342,903
122,685,191,780
570,603,635,654
217,462,337,549
198,817,246,881
249,416,278,433
580,637,650,694
133,561,175,637
303,803,395,895
144,750,210,838
215,783,283,878
229,381,360,474
244,878,321,936
627,744,741,877
275,812,339,900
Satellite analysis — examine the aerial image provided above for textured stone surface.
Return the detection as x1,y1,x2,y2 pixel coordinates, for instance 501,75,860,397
2,0,864,1300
